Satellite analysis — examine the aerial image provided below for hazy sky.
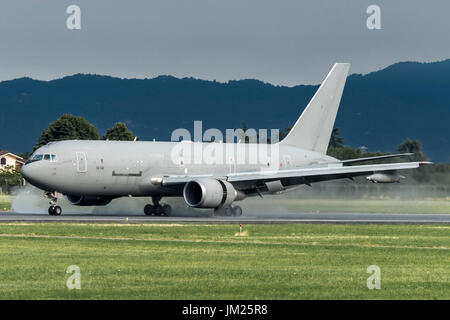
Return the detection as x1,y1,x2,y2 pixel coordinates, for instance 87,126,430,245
1,0,449,85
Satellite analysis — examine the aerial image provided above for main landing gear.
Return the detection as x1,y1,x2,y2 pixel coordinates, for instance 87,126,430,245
144,197,172,216
45,192,62,216
214,205,243,217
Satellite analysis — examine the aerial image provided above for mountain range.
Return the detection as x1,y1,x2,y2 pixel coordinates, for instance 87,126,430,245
0,59,449,162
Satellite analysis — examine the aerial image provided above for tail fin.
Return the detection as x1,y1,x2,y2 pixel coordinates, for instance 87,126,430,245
279,63,350,154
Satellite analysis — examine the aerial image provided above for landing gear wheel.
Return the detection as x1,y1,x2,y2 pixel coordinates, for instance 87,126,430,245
225,206,233,216
162,204,172,216
213,205,243,217
53,206,62,216
214,206,232,216
232,206,242,216
48,205,62,216
144,204,153,216
144,197,172,216
153,205,162,216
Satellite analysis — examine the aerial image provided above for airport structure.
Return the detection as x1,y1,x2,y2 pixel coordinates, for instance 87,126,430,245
20,63,432,216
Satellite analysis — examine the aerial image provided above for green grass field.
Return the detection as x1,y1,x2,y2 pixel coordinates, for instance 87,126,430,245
0,222,448,299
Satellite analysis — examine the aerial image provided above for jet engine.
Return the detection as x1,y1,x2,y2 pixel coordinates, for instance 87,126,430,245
366,172,404,183
183,178,244,208
66,195,113,206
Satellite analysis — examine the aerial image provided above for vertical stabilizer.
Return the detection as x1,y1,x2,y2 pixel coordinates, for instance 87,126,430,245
280,63,350,154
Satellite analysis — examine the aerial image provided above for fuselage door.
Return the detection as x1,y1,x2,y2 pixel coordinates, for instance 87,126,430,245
76,152,87,173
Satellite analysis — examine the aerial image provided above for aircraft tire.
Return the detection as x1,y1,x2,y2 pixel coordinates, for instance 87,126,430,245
162,205,172,216
153,205,162,216
53,206,62,215
144,204,153,216
232,206,242,216
225,206,233,216
48,206,62,216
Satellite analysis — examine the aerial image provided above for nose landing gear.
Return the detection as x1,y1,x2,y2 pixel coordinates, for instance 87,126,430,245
144,197,172,216
45,192,62,216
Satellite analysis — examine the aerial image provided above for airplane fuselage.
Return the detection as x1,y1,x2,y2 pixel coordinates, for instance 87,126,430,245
23,140,337,197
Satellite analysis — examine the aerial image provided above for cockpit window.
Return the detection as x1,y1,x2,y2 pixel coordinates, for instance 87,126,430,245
25,153,57,164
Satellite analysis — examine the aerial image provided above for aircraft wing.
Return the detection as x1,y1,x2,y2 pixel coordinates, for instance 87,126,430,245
339,153,414,165
160,161,432,188
226,161,430,182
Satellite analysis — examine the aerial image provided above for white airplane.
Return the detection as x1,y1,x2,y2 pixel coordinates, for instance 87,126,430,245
21,63,431,216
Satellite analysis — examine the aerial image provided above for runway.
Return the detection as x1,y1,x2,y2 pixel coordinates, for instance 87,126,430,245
0,212,449,224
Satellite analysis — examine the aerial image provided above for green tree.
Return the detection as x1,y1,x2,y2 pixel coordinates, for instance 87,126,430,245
102,122,134,141
327,145,362,160
279,127,343,148
241,120,248,133
329,128,344,148
33,114,99,151
18,152,32,161
397,139,428,161
397,139,431,183
0,166,23,194
279,126,292,141
237,121,259,143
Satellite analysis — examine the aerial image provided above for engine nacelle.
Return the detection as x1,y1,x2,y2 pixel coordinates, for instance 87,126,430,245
183,178,244,208
366,173,404,183
66,195,113,206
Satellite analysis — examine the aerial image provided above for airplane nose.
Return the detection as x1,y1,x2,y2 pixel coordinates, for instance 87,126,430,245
21,165,31,181
21,161,54,191
21,163,40,186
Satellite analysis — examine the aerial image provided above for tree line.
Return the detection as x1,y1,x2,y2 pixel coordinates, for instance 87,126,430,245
32,114,135,153
1,115,448,195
